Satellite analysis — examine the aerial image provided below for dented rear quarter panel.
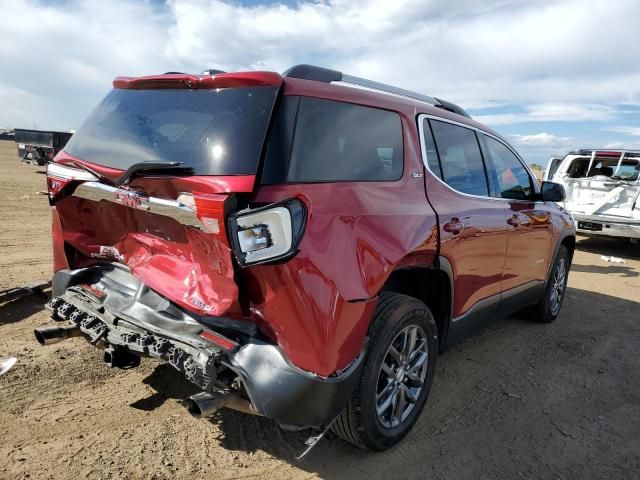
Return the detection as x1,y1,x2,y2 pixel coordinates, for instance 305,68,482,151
247,83,439,376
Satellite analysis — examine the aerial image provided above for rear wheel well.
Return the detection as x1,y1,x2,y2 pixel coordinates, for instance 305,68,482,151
380,267,450,351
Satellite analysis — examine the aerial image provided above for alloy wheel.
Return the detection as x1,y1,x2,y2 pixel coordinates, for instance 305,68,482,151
375,325,428,429
550,257,567,316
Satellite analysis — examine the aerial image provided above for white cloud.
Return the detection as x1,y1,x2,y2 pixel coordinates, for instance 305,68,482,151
602,141,640,150
0,0,639,130
476,103,617,126
510,132,575,149
605,126,640,137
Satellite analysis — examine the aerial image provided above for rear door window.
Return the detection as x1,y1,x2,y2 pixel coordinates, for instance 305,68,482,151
429,120,489,196
286,97,403,182
480,135,534,200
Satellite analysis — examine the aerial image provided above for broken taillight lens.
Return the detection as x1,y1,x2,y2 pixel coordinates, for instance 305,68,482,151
46,162,98,200
228,198,307,266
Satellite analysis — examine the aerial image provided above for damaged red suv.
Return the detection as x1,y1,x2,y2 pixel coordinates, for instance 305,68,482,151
36,65,575,451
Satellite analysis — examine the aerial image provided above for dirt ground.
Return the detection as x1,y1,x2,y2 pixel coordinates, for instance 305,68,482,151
1,139,639,480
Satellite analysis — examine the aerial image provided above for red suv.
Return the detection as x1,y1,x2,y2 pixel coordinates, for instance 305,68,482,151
36,65,575,451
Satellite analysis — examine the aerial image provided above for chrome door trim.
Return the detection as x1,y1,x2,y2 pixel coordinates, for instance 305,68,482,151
417,113,541,201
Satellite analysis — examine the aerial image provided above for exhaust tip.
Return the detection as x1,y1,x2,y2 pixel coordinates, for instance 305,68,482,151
34,325,80,345
184,397,203,418
34,329,46,345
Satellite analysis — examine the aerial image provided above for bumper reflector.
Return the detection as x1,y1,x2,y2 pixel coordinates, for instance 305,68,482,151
199,330,237,350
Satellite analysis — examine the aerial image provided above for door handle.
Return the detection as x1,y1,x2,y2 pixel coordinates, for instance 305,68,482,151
507,215,521,227
443,218,465,234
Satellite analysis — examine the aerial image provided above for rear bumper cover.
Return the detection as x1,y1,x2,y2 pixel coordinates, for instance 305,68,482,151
572,214,640,239
50,265,363,428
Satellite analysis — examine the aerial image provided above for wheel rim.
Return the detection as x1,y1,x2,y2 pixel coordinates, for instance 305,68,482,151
375,325,428,429
549,257,566,316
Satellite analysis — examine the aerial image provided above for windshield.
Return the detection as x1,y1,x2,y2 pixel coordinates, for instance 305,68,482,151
64,86,279,175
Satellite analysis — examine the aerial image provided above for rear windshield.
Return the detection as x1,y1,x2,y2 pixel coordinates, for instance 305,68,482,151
566,156,640,182
64,86,279,175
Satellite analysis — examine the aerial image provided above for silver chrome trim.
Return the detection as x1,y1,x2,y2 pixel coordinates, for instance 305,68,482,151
417,113,541,202
73,182,203,229
47,162,99,181
336,74,439,106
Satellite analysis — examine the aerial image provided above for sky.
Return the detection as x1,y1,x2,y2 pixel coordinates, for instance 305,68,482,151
1,0,639,166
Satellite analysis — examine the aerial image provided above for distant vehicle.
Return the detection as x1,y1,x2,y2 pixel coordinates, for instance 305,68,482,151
0,128,14,141
14,129,73,165
547,149,640,241
542,156,564,181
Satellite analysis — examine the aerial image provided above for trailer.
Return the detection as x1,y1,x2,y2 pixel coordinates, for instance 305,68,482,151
15,128,73,165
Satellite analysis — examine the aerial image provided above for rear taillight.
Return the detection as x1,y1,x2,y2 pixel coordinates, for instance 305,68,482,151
228,198,307,266
46,162,97,200
177,192,234,237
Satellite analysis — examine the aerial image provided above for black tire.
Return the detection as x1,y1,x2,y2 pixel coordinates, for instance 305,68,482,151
332,292,438,450
531,245,570,323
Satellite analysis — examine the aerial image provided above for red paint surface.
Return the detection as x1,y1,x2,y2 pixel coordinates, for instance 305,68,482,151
113,71,282,90
423,177,509,317
55,151,256,193
502,201,555,291
51,207,69,273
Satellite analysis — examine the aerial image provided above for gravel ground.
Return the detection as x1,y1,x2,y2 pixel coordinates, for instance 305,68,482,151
1,140,639,479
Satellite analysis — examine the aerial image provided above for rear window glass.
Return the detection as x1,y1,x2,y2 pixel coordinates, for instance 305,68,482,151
286,97,403,182
566,156,640,181
430,120,489,196
64,87,278,175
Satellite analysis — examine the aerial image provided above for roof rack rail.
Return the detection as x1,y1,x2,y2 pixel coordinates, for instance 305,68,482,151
282,64,471,119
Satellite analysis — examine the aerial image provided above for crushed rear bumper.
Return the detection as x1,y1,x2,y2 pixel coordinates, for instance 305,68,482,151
45,264,364,429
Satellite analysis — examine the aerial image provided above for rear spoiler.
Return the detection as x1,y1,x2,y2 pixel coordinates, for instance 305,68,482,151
113,72,283,90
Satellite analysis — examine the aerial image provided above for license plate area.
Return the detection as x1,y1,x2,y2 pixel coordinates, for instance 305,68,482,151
578,221,603,231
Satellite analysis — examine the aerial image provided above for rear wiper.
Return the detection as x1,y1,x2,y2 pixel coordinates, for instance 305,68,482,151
68,160,115,186
114,161,194,187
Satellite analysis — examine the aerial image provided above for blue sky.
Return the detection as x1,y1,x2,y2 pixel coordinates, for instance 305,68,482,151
1,0,639,166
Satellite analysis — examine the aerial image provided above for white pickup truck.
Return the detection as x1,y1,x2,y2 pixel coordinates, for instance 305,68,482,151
545,149,640,241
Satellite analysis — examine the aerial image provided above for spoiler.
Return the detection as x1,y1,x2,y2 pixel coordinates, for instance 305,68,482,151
113,71,283,90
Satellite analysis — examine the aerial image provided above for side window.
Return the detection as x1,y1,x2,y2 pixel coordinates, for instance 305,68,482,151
430,120,489,196
262,96,300,185
481,135,534,200
286,97,403,182
421,119,442,179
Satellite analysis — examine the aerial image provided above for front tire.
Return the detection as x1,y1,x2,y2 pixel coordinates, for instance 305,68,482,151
332,292,438,450
532,245,570,323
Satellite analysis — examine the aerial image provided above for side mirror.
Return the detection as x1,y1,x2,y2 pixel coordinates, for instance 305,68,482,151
540,181,565,202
